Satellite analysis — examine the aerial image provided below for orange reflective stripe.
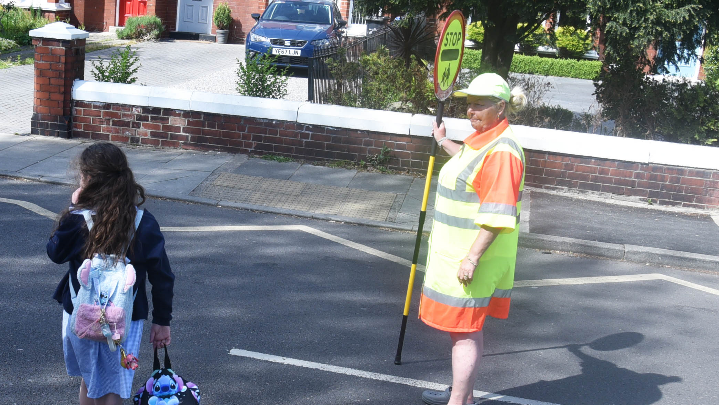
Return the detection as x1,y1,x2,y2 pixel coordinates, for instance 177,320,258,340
419,293,511,333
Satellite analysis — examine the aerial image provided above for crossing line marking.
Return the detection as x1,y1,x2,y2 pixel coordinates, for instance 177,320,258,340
2,198,717,295
0,197,57,219
229,348,560,405
515,274,719,296
161,225,418,270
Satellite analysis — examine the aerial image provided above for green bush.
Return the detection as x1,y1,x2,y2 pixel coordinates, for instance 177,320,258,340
554,26,593,59
0,37,18,52
213,3,231,30
466,21,484,44
704,46,719,89
511,54,601,79
236,51,290,99
324,46,434,114
0,5,49,46
596,63,719,145
461,49,602,80
658,81,719,145
91,45,141,84
116,15,164,41
517,23,550,55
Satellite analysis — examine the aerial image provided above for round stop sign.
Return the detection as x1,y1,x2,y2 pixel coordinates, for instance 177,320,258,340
433,10,466,101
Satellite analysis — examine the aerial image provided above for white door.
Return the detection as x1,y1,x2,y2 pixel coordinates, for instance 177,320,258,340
177,0,213,34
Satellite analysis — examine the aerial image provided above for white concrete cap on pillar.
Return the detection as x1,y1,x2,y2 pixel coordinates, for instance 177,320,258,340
30,22,89,40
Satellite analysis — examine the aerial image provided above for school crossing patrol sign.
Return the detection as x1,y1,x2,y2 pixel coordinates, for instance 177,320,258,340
433,10,466,101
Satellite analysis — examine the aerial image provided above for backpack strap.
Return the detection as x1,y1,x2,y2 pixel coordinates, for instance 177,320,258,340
73,209,94,231
134,209,144,231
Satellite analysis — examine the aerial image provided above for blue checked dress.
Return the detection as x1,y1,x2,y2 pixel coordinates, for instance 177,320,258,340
63,311,144,398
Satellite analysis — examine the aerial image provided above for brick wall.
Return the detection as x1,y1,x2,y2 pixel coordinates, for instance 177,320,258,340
70,100,719,210
525,151,719,209
154,0,177,33
219,0,267,43
32,37,86,138
71,0,107,32
71,101,450,171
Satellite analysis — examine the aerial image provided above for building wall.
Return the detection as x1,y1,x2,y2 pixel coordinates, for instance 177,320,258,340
210,0,266,43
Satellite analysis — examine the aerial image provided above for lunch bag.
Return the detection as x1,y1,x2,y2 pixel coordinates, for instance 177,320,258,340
133,347,201,405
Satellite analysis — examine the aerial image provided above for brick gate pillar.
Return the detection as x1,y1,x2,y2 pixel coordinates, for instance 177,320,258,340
29,22,89,138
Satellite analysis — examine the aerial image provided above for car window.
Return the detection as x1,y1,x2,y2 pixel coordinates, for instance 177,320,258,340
262,2,332,25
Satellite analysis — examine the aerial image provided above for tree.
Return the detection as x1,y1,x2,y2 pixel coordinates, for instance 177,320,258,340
587,0,719,138
355,0,586,78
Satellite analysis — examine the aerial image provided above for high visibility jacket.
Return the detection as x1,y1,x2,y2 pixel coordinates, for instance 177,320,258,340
419,119,524,333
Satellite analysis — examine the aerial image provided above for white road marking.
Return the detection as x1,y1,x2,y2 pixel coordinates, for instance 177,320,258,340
514,274,666,288
0,197,57,219
712,215,719,227
229,349,560,405
515,274,719,296
161,224,419,270
659,274,719,296
1,198,715,295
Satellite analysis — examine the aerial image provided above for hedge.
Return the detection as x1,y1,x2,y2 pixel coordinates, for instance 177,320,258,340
461,49,602,80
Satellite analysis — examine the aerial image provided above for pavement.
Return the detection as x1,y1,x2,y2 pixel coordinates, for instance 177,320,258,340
1,132,718,273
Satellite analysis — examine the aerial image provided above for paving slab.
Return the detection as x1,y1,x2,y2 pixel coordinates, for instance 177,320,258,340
230,158,302,179
161,152,234,172
0,133,31,151
16,156,76,182
196,172,397,222
288,164,357,187
347,171,415,193
140,170,212,197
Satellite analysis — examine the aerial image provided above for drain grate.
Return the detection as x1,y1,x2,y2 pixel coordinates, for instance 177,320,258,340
198,172,397,222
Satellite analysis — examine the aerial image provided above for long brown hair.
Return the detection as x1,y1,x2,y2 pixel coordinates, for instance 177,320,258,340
60,142,146,258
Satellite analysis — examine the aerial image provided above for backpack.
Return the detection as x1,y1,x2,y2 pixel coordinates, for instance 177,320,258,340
69,209,143,351
133,347,201,405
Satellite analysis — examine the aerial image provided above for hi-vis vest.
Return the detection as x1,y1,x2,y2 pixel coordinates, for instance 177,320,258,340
419,123,524,333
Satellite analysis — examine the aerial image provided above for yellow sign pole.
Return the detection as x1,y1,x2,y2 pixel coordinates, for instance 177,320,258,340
394,11,465,365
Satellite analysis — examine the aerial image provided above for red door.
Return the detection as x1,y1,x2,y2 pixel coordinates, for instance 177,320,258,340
119,0,148,26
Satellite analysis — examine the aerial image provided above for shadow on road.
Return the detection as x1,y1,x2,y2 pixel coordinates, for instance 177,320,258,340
481,332,681,405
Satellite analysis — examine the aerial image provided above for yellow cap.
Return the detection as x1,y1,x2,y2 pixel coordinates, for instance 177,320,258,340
453,73,511,101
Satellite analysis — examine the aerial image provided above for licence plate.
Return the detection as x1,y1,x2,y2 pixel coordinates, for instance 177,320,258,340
271,48,301,57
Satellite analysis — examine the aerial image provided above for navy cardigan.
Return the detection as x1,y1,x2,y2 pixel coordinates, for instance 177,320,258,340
48,209,174,326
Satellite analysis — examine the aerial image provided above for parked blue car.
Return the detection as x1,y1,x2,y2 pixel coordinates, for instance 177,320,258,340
245,0,346,68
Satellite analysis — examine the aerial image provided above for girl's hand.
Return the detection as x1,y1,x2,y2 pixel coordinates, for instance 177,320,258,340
71,187,83,204
150,324,171,349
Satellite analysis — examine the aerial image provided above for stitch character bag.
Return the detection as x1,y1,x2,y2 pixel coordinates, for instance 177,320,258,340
69,209,143,351
133,347,201,405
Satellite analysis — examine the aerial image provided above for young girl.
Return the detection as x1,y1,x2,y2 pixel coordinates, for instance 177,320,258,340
48,142,175,405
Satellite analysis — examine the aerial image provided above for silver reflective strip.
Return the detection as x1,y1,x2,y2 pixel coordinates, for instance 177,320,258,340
437,183,480,203
456,137,525,194
423,286,491,308
478,202,517,216
493,288,512,298
434,211,479,230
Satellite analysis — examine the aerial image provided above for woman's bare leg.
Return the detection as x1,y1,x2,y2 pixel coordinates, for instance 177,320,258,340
447,330,484,405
